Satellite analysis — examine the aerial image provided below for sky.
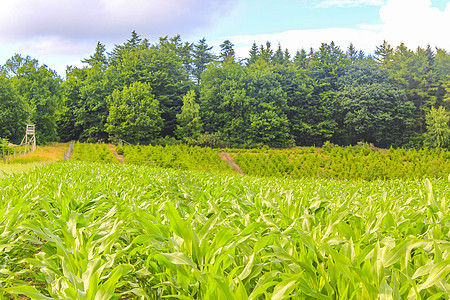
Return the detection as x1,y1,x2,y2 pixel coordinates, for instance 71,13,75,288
0,0,449,77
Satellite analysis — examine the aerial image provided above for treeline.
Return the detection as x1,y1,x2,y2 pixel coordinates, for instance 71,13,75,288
1,31,450,148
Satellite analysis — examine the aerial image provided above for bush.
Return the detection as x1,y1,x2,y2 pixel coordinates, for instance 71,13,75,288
189,132,229,148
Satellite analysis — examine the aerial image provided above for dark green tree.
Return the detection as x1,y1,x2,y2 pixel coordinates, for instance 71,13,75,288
59,49,112,142
4,54,61,144
106,82,162,144
0,73,29,143
200,59,291,147
298,42,348,145
272,43,285,65
293,49,308,69
82,42,108,67
219,40,235,62
336,60,415,147
382,44,440,134
247,42,259,65
192,38,215,84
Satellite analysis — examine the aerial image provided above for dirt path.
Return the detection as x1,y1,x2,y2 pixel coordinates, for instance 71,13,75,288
106,144,124,163
219,152,245,175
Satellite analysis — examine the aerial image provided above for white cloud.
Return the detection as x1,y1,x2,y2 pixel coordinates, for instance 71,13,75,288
220,0,450,60
316,0,385,8
0,0,237,42
0,0,237,76
379,0,450,49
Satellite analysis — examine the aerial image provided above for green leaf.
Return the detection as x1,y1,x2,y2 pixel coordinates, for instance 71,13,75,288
95,264,133,300
271,278,297,300
160,252,195,266
4,286,55,300
417,260,450,291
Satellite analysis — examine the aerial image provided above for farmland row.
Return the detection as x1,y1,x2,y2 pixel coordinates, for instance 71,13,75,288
116,144,450,180
0,162,448,298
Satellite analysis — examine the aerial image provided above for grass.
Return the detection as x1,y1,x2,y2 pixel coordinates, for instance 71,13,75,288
0,162,52,178
0,143,68,177
4,142,68,163
0,161,448,299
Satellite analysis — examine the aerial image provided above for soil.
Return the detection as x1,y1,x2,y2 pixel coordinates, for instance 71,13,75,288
106,144,124,163
219,152,245,175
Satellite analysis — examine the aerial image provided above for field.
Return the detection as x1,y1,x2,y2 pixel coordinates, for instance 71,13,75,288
0,143,68,178
0,144,449,299
119,144,450,180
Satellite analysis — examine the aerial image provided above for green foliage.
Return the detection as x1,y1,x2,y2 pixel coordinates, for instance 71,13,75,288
71,142,118,163
337,60,415,147
0,138,13,157
3,54,61,144
0,74,29,144
423,106,450,148
233,146,450,181
0,162,448,298
378,43,446,134
2,34,450,149
106,82,163,144
121,144,233,173
176,90,203,141
190,132,229,148
58,65,109,142
200,59,291,148
192,38,215,84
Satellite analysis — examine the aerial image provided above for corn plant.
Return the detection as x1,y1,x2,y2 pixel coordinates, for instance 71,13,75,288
0,162,448,299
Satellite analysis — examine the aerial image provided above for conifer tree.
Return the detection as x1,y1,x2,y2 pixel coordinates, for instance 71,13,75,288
192,38,215,84
219,40,235,61
248,42,259,65
375,40,394,65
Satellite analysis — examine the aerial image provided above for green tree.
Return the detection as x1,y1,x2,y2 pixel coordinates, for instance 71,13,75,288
82,42,108,67
380,44,440,133
59,47,112,142
374,40,394,65
144,37,192,136
106,33,192,137
346,43,359,64
0,73,29,143
176,90,203,141
247,42,259,65
219,40,235,62
423,106,450,148
259,41,273,63
297,42,349,145
434,49,450,106
192,38,215,84
200,59,291,147
336,61,415,147
4,54,61,144
293,49,308,69
106,82,162,144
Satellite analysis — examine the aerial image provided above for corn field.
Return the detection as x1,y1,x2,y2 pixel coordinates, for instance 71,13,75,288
0,162,449,299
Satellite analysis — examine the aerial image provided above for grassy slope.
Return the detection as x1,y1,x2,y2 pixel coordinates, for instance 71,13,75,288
0,143,68,177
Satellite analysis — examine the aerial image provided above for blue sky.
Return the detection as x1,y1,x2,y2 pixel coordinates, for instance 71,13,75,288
0,0,449,76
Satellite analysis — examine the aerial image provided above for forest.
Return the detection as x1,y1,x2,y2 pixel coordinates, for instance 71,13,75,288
1,31,450,149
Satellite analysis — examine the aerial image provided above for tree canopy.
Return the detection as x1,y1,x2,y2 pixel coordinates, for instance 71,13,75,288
1,33,449,149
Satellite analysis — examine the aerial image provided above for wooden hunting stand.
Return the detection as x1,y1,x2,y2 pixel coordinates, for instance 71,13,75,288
20,124,36,153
